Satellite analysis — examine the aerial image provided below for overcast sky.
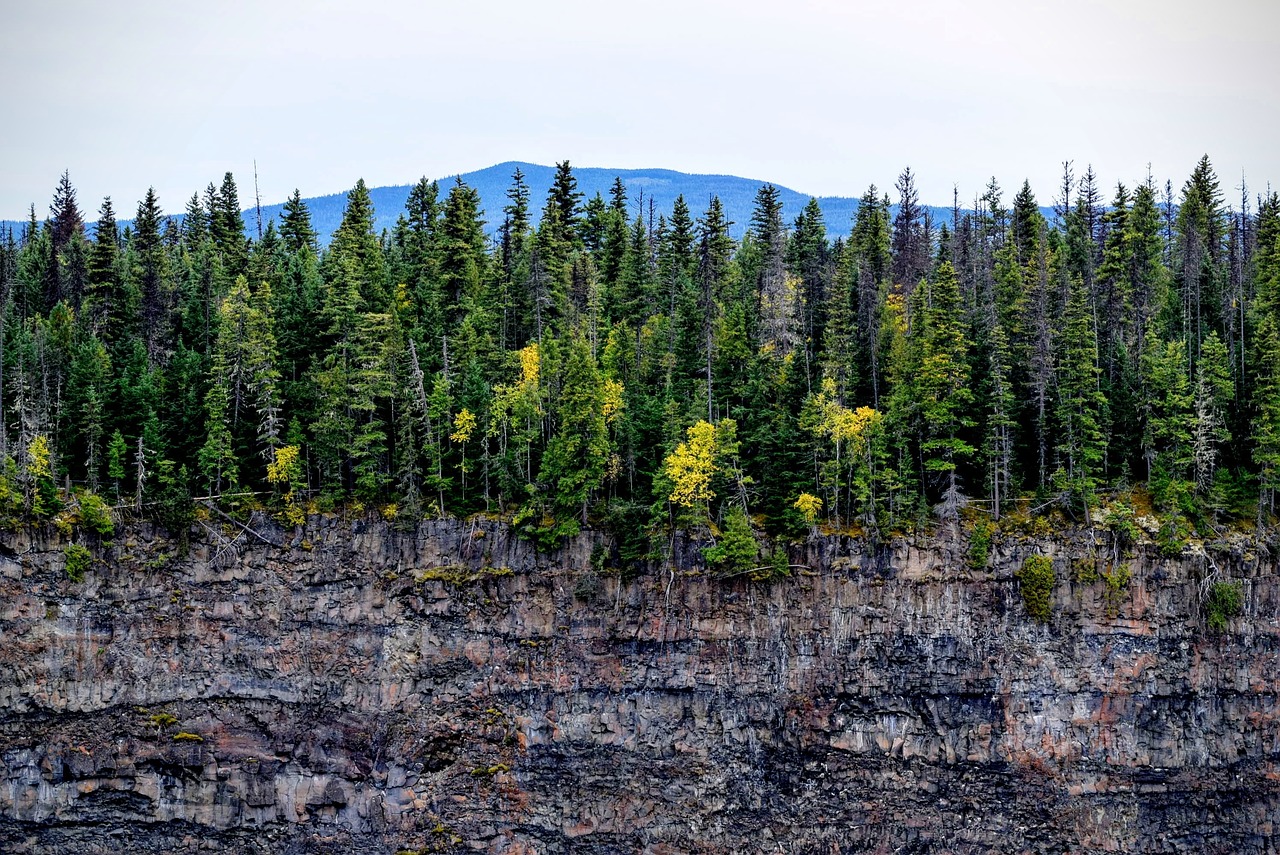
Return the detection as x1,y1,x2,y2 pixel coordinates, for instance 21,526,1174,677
2,0,1278,220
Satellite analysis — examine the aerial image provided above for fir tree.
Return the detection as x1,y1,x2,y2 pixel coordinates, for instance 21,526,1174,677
917,261,975,513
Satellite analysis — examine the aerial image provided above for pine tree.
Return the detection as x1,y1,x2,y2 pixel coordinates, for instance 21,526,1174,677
547,160,583,241
847,186,892,403
789,196,829,374
85,198,126,339
917,261,975,513
1253,315,1280,519
395,177,443,355
279,189,318,254
696,196,733,419
183,192,208,250
1175,156,1226,360
49,171,84,253
497,170,531,349
211,172,248,276
437,178,488,324
1192,330,1232,495
891,168,928,289
1054,275,1108,515
197,277,283,494
326,179,386,310
131,188,173,362
749,184,794,356
538,330,611,534
598,176,629,291
1141,330,1194,504
984,320,1016,519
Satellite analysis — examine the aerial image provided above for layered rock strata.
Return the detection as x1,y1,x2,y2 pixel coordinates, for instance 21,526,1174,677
0,516,1276,853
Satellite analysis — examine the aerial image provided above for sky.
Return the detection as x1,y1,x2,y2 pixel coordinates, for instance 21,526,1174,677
2,0,1278,220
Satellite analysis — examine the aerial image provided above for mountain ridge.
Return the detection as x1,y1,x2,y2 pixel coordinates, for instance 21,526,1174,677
4,161,1033,244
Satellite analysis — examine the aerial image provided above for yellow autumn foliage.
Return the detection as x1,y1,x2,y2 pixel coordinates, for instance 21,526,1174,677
664,421,720,508
794,492,823,524
451,408,477,443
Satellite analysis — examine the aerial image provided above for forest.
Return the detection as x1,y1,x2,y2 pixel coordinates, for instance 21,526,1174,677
1,157,1278,568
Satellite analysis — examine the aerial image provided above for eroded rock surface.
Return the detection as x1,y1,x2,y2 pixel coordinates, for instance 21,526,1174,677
0,516,1276,853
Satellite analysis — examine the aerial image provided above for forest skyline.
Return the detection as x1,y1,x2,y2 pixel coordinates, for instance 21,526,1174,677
1,154,1277,568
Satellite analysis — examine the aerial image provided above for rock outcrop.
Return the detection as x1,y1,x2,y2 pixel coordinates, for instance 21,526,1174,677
0,515,1276,853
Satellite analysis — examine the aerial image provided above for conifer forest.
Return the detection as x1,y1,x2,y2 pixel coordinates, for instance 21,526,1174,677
3,158,1279,563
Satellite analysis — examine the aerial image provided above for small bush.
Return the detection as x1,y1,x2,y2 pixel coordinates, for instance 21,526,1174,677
1156,513,1193,556
172,731,204,742
64,543,92,582
703,507,759,577
1101,563,1132,618
78,490,115,536
1101,502,1138,550
968,520,994,569
1205,580,1243,632
1072,557,1100,584
148,712,178,729
1016,554,1055,623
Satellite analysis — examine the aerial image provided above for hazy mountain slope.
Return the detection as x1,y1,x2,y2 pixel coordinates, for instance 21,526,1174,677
5,162,991,243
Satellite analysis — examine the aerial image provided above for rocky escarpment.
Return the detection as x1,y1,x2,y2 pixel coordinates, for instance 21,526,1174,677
0,515,1277,853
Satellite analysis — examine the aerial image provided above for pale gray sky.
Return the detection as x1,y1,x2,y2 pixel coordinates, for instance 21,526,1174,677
3,0,1278,219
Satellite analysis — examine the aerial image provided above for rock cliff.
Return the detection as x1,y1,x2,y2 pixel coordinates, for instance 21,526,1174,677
0,516,1276,853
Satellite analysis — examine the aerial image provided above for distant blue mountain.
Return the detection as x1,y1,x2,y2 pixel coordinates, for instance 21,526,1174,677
255,161,886,242
3,162,1049,244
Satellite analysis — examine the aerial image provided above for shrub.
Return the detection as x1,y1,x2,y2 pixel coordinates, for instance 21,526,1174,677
1205,580,1243,632
1101,563,1132,618
968,520,994,569
703,507,758,577
78,490,115,536
64,543,92,582
1016,554,1055,623
1101,502,1138,550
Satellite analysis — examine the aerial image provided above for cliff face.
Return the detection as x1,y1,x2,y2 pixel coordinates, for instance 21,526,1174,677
0,516,1276,854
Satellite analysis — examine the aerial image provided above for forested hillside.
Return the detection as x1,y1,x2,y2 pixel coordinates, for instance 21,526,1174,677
1,158,1277,561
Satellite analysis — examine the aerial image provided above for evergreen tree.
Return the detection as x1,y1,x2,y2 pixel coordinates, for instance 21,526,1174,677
537,330,611,534
279,189,318,254
211,172,248,276
131,188,173,362
1175,155,1226,359
49,171,84,253
916,261,975,512
326,179,386,310
748,184,793,355
183,192,208,250
1054,275,1108,515
696,196,733,418
891,168,928,289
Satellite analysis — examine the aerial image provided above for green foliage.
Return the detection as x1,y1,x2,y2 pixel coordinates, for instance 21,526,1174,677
703,507,758,577
967,519,994,569
1101,563,1132,617
148,712,178,729
64,543,92,582
1016,554,1055,623
1155,509,1193,557
1204,580,1243,632
4,159,1280,549
0,457,23,527
1100,502,1138,550
153,462,194,547
76,490,115,536
916,262,975,496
